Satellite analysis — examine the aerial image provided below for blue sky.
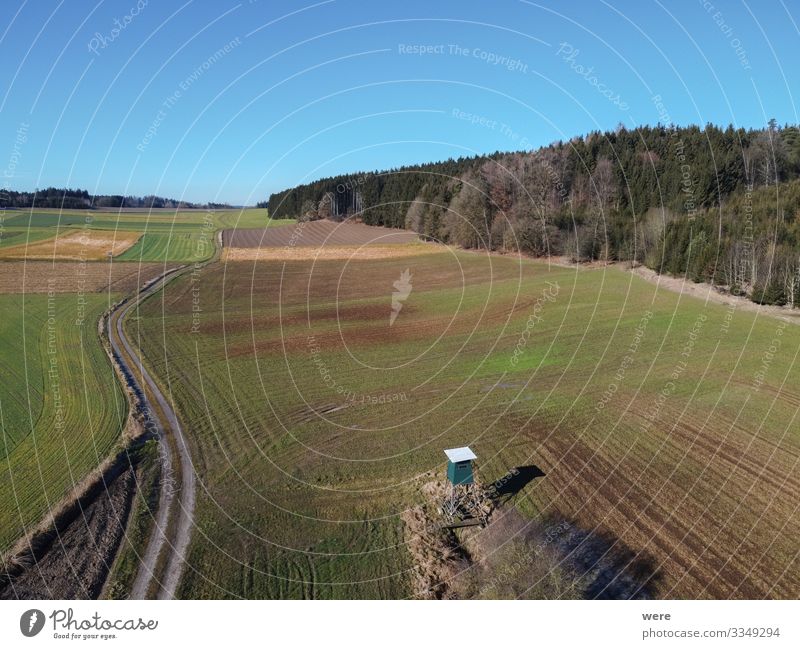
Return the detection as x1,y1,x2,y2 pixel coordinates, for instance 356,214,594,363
1,0,798,204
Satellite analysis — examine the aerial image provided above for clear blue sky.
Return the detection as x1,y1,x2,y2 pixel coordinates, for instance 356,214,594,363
1,0,798,204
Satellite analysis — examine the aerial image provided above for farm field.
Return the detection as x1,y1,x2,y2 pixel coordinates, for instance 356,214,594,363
0,261,167,293
130,245,800,599
116,232,215,263
0,227,60,250
0,209,290,263
223,218,418,248
0,208,274,230
0,293,127,552
0,230,141,261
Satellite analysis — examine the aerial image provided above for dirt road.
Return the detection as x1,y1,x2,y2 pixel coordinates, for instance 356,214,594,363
108,267,196,599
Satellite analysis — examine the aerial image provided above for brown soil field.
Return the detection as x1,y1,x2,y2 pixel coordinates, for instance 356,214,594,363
222,218,419,248
0,261,168,293
0,463,137,599
223,242,440,262
0,230,141,261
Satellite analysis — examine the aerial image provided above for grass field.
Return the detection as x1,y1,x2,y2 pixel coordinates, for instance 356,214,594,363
0,293,127,551
0,227,61,249
0,208,273,231
129,248,800,599
116,232,214,263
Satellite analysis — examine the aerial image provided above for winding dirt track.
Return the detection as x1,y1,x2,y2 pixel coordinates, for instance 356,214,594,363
108,267,196,600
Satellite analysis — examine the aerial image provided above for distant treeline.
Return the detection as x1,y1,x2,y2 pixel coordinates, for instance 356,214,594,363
268,121,800,307
0,187,233,210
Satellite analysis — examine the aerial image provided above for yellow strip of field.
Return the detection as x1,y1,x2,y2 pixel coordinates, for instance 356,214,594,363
0,229,142,261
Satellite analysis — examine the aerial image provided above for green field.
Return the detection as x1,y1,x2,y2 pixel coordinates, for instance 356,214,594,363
116,232,215,263
0,207,292,559
0,227,62,249
0,208,274,231
0,293,127,551
129,249,800,598
0,209,293,263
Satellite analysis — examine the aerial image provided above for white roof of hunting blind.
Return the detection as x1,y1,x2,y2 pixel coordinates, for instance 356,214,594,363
444,447,477,463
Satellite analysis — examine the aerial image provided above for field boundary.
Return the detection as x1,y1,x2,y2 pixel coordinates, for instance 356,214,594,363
626,263,800,325
0,430,149,598
0,295,150,596
443,245,800,326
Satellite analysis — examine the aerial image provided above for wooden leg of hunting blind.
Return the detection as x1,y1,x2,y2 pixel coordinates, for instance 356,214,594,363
440,484,462,522
440,483,493,527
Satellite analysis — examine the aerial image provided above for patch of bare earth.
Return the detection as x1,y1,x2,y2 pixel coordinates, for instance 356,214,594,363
223,242,440,262
223,218,420,248
0,230,142,261
401,481,471,600
0,261,167,293
0,448,141,599
402,473,662,600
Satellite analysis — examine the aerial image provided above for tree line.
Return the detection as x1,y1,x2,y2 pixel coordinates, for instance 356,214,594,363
268,121,800,307
0,187,231,210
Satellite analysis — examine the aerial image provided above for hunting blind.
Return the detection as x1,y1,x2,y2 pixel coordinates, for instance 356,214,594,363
444,447,477,485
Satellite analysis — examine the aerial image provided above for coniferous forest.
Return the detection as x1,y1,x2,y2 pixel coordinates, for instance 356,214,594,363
268,121,800,307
